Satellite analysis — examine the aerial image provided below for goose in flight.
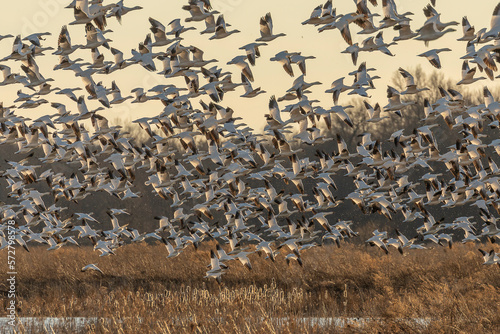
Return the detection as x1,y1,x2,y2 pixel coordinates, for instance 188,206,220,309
302,4,325,26
82,23,112,49
318,13,364,46
364,101,388,122
457,60,486,85
256,12,286,42
302,1,336,26
379,0,414,28
328,105,354,128
415,21,456,46
398,67,429,94
183,1,219,22
422,4,459,32
366,234,389,255
285,250,303,267
417,48,451,69
393,21,418,42
209,15,240,40
167,18,196,38
478,249,500,267
383,86,415,115
239,42,267,66
270,51,299,77
81,263,104,274
22,32,51,48
240,73,265,98
204,249,228,283
227,56,254,82
325,77,352,104
106,0,143,24
69,0,113,30
341,43,360,66
109,80,133,104
21,55,54,88
290,54,316,76
359,31,395,56
149,18,181,47
457,16,475,41
478,3,500,42
162,237,182,258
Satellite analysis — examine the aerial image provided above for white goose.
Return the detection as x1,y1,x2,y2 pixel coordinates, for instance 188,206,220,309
398,67,429,94
417,48,451,69
209,15,240,40
81,263,104,274
256,12,286,42
383,86,415,115
457,60,486,85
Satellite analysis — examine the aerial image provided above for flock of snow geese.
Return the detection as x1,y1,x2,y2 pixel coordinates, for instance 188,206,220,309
0,0,500,281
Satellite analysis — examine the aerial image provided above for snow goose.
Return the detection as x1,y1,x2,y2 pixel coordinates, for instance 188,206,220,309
128,47,157,72
149,18,181,47
479,3,500,42
205,249,227,283
417,48,451,69
392,21,418,41
318,13,363,46
183,1,219,22
227,55,254,82
109,80,133,105
233,250,253,270
422,4,459,32
285,250,303,267
398,67,429,94
106,0,142,23
325,77,352,104
81,263,104,274
256,241,277,261
69,0,113,30
21,55,54,88
478,249,500,267
302,4,324,25
209,15,240,40
354,2,380,35
457,16,475,41
364,101,388,122
366,234,389,255
167,18,196,37
256,12,286,42
55,87,82,102
23,32,51,48
397,231,425,249
465,44,498,79
457,60,486,85
190,46,217,67
270,51,299,77
162,237,181,258
328,105,354,128
341,43,360,66
383,86,415,115
359,32,396,56
238,42,267,66
290,54,316,75
415,21,456,46
379,0,414,28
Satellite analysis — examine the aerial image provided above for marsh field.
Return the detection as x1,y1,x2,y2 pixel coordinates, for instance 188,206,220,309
1,243,499,333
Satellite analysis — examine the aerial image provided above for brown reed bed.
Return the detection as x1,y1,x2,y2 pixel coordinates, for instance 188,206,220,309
1,242,499,333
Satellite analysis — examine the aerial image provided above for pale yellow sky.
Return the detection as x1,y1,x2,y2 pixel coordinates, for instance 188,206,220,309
0,0,499,131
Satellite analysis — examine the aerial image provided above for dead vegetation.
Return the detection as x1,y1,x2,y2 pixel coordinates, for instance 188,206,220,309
1,243,499,333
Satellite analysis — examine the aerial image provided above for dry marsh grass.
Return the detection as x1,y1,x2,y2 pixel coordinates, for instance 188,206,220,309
1,243,499,333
